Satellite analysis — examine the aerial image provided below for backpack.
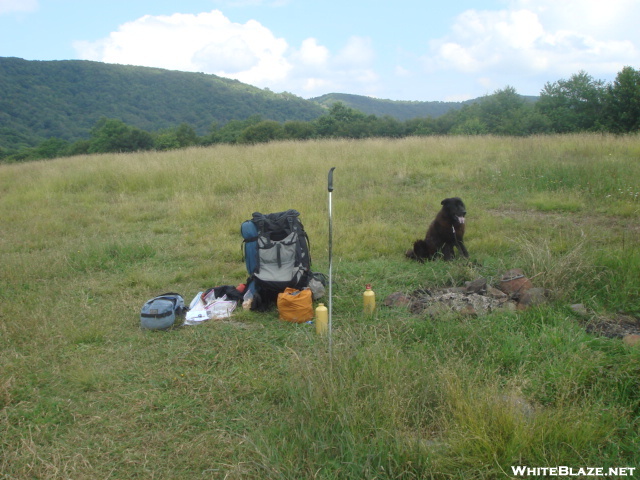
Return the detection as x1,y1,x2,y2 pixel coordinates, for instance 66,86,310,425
241,210,311,306
140,293,186,330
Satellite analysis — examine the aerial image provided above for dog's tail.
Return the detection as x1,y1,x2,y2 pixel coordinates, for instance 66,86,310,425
406,239,428,263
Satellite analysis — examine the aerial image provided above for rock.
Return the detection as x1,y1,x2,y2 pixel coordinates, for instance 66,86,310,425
465,278,487,295
517,288,548,310
487,287,508,300
407,289,433,314
460,304,478,317
442,286,467,294
499,268,533,296
384,267,640,342
398,279,525,317
412,288,432,297
623,334,640,347
384,292,412,308
570,303,590,318
410,302,427,315
500,393,535,421
423,303,453,318
501,268,525,280
502,301,518,312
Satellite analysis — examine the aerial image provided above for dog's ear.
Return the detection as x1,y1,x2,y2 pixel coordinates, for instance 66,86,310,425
441,199,446,205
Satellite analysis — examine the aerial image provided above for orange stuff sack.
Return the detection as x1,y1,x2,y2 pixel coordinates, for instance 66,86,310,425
277,287,314,323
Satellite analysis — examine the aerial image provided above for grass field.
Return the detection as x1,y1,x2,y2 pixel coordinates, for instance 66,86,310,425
1,134,639,479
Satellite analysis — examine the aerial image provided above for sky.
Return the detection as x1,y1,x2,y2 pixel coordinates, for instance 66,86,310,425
1,0,639,102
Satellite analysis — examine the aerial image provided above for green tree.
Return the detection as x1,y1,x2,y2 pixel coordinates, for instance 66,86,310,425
370,115,405,138
238,120,286,144
326,102,364,122
479,86,551,135
478,87,527,135
66,139,91,156
283,120,316,140
433,109,462,135
154,123,199,150
210,115,263,144
450,117,488,135
313,102,370,138
34,137,70,159
154,132,180,151
5,148,34,162
404,117,440,136
88,118,154,153
536,71,606,132
175,123,198,147
604,66,640,133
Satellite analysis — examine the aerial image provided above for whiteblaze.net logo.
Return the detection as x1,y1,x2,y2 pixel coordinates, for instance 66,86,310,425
511,466,636,477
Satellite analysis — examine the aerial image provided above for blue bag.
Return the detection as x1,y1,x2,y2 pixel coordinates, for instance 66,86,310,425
140,293,186,330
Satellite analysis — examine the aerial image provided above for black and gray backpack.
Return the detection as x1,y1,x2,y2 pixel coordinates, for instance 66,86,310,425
140,293,186,330
242,209,311,300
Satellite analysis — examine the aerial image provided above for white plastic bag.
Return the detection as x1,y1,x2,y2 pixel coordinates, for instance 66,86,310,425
184,290,237,325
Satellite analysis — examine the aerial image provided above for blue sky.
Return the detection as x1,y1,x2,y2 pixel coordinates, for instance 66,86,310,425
1,0,639,101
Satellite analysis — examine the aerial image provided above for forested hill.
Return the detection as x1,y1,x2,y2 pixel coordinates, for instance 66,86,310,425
0,57,326,149
311,93,539,121
310,93,470,121
0,57,539,151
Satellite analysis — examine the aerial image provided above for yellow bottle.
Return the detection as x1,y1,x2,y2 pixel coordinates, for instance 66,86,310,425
363,284,375,315
315,303,328,335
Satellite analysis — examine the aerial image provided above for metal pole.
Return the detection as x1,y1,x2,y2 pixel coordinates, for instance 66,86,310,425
327,167,335,358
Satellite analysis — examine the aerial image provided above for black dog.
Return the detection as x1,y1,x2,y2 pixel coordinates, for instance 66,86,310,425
406,197,469,262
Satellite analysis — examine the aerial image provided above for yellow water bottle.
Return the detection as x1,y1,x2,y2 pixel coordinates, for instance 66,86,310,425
315,303,328,335
363,284,375,315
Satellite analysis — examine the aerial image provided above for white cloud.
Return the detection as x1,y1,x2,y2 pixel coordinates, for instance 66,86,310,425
303,77,331,91
74,10,379,98
423,1,640,95
511,0,639,37
335,36,374,67
294,38,330,68
75,10,292,85
0,0,38,14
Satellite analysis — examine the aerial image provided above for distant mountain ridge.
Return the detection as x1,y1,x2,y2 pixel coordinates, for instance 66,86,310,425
310,92,539,121
0,57,520,150
310,93,472,121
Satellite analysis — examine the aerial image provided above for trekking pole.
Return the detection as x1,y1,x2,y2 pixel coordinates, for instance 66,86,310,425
327,167,336,360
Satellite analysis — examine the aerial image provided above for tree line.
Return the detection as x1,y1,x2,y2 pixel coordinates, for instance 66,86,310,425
2,67,639,163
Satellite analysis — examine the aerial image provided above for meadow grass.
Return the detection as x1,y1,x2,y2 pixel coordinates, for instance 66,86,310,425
1,134,639,479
